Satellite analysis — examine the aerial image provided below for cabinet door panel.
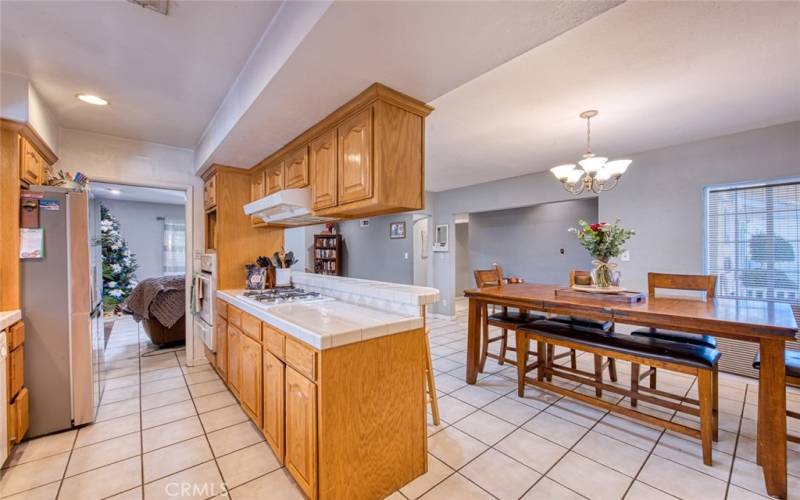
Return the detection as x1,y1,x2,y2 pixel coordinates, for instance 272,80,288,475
215,317,227,379
204,175,217,209
20,138,43,185
310,130,337,210
337,107,373,204
266,162,284,195
262,349,285,462
284,147,309,189
239,335,262,426
250,169,265,226
285,367,317,498
227,324,242,397
9,346,24,400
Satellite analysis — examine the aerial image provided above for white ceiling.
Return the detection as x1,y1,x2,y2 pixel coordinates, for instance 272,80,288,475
424,2,800,191
200,0,621,170
91,182,186,205
0,0,282,147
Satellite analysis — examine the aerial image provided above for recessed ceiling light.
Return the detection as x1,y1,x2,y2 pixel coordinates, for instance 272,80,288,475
76,94,109,106
108,188,122,195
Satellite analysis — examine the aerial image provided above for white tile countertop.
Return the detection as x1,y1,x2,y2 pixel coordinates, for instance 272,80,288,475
0,309,21,331
217,290,424,350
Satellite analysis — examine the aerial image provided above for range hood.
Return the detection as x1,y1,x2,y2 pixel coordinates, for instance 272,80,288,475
243,187,339,227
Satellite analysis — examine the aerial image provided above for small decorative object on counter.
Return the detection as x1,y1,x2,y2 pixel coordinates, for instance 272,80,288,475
46,169,88,191
569,219,634,288
246,264,267,290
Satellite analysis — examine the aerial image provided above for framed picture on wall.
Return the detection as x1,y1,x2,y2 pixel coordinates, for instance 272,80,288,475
389,221,406,239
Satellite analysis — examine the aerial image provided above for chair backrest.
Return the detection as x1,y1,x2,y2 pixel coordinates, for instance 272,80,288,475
474,266,503,288
648,273,717,298
569,270,592,286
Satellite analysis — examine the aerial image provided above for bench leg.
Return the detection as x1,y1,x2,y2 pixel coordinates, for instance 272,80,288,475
607,358,618,382
649,367,658,389
631,363,640,408
570,349,577,369
479,303,489,373
698,368,714,466
516,330,528,397
594,354,604,397
537,341,547,382
546,344,555,382
499,329,508,365
712,366,719,442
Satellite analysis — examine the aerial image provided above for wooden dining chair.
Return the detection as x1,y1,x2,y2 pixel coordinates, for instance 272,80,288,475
474,266,545,371
630,273,719,411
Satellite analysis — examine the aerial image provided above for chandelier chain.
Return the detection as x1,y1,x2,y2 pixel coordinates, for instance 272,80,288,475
586,116,592,156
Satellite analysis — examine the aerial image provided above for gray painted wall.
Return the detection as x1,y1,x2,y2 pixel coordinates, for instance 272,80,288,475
467,198,597,286
430,121,800,315
454,222,470,296
99,199,186,281
334,213,415,284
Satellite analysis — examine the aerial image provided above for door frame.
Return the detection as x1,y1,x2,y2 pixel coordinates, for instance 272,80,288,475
87,177,199,365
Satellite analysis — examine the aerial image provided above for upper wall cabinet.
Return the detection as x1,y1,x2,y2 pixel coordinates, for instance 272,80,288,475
19,137,45,186
284,147,309,189
250,169,266,227
203,174,217,210
309,130,337,211
251,84,433,223
266,161,284,195
337,107,372,205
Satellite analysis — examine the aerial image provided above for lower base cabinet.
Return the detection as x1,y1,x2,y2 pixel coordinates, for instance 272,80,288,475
239,334,262,426
285,367,318,498
262,349,285,463
6,321,29,452
214,316,228,380
219,301,426,500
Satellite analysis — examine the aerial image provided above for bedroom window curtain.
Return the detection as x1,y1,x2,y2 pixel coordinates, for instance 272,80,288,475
162,218,185,276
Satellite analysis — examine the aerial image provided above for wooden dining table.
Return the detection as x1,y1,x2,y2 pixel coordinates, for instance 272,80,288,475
463,283,799,499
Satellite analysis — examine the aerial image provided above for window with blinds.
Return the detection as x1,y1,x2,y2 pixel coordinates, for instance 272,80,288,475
706,180,799,305
706,180,799,377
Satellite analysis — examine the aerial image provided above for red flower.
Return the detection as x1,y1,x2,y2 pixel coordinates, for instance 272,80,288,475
589,223,601,232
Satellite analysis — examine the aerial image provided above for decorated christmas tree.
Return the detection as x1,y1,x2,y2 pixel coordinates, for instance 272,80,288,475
100,204,139,312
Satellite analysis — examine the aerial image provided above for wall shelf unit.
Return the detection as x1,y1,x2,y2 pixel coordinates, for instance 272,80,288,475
313,234,342,276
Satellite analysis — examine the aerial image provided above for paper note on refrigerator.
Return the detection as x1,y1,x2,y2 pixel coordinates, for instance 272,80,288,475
20,228,44,259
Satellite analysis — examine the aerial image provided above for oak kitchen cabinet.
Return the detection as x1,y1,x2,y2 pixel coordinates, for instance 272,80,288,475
248,83,433,224
249,168,265,227
203,173,217,210
19,136,45,186
266,161,284,195
215,299,426,500
6,320,30,452
309,130,337,210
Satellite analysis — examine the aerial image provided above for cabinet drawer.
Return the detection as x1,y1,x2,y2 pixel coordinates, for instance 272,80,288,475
285,338,316,381
9,345,24,401
9,387,29,444
263,325,285,359
241,312,262,341
227,306,242,328
215,299,228,319
8,321,24,351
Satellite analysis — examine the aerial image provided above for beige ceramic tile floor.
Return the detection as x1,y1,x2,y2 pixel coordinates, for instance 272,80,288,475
2,307,799,499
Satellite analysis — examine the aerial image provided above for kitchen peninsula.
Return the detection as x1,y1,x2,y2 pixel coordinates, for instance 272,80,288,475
214,273,439,500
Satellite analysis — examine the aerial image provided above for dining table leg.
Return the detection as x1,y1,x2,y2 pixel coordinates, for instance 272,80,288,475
466,297,481,384
757,337,787,499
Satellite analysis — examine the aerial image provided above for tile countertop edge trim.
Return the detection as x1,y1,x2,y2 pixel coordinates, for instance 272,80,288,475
216,291,424,350
0,310,21,331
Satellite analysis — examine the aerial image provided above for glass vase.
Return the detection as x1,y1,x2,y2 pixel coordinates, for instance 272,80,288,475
592,261,613,288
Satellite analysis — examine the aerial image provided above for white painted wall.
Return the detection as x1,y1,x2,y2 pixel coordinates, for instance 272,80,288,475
27,84,60,154
430,121,800,316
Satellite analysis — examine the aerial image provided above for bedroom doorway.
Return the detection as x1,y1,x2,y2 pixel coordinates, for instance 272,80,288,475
90,182,188,353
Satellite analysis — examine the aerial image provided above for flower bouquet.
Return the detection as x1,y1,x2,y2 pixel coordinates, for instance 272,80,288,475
569,220,635,288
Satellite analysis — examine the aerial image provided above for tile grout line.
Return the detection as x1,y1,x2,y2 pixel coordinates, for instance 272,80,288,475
723,382,751,499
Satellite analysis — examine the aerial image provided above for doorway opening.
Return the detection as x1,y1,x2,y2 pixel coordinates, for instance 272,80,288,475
90,182,188,354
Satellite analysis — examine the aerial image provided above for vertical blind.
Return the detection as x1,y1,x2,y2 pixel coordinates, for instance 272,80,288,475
706,180,799,377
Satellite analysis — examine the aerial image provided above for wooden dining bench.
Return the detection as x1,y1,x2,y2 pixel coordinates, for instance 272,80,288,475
516,319,721,465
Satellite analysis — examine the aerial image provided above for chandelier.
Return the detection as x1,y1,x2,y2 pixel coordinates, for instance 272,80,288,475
550,110,631,195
